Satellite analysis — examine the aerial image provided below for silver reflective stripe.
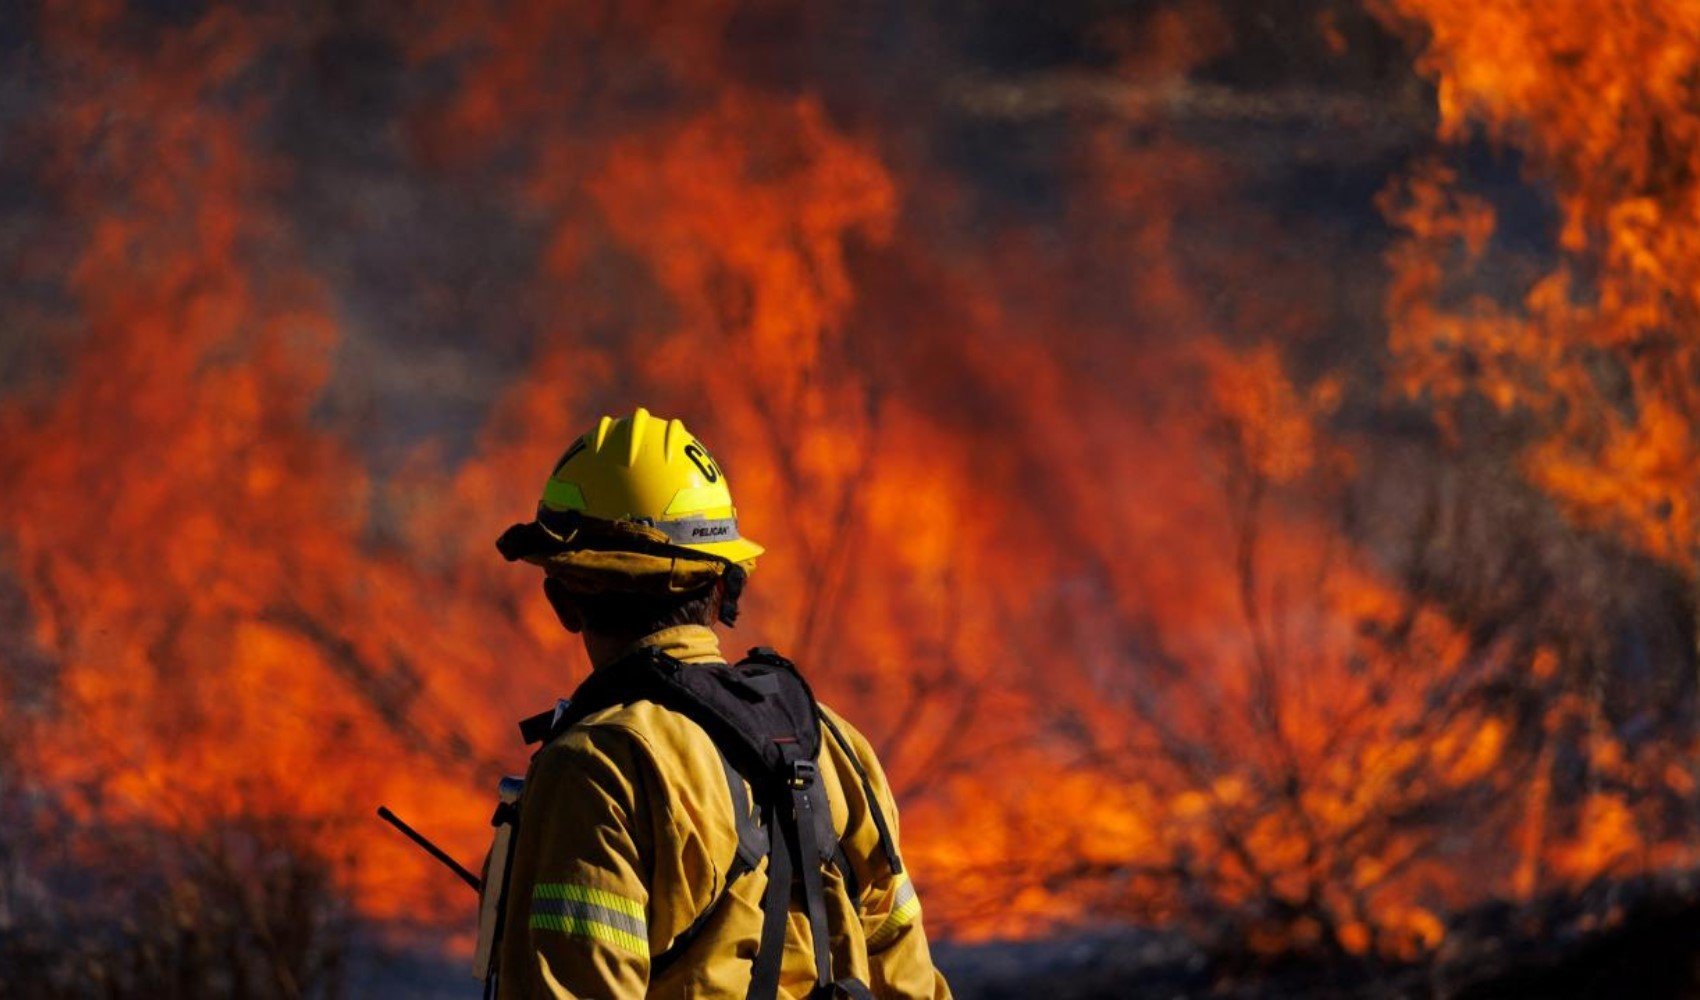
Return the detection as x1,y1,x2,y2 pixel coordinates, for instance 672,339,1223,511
891,878,917,911
531,897,648,939
653,516,741,545
868,874,922,950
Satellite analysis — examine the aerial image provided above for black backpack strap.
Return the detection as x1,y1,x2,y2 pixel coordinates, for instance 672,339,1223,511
804,767,860,899
832,837,860,902
746,793,793,1000
721,749,770,870
819,714,903,876
786,756,834,991
805,778,837,863
653,749,768,976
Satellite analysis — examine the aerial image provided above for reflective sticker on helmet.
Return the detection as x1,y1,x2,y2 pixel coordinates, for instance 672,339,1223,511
541,478,587,512
653,516,740,545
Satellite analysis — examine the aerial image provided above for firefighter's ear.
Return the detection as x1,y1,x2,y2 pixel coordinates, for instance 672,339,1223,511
542,577,583,634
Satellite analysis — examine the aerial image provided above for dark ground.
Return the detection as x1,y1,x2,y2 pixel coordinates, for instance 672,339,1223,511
336,876,1700,1000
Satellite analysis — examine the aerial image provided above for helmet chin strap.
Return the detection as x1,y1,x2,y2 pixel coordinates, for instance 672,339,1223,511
717,563,748,627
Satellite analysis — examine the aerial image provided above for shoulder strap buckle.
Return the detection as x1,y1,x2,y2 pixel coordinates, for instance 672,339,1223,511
787,759,818,790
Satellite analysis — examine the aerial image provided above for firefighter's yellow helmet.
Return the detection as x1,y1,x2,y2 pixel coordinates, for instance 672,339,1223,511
535,407,764,565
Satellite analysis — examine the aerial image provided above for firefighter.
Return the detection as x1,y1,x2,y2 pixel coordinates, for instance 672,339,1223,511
489,407,952,999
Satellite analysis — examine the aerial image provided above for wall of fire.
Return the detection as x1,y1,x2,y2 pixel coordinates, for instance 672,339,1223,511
2,0,1698,967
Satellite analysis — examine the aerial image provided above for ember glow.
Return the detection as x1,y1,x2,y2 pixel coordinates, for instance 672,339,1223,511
2,0,1698,980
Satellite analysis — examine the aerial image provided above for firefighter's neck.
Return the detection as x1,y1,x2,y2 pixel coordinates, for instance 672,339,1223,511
586,623,725,671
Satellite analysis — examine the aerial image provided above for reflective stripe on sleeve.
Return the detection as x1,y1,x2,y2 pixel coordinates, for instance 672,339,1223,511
529,883,649,958
866,873,922,950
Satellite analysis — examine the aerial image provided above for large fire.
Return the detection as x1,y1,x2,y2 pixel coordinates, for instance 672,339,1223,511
2,0,1698,981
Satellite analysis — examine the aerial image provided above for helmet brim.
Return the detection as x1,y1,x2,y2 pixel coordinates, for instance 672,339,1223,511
686,535,765,566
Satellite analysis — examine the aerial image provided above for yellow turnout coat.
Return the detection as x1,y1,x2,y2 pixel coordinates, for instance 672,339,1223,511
496,625,952,1000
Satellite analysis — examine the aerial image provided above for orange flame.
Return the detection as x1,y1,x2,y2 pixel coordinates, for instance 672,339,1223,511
1375,0,1700,920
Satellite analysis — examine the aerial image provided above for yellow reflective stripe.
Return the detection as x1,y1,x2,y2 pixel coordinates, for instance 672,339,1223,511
867,874,922,950
541,478,587,512
532,883,645,919
528,914,649,958
529,883,649,958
